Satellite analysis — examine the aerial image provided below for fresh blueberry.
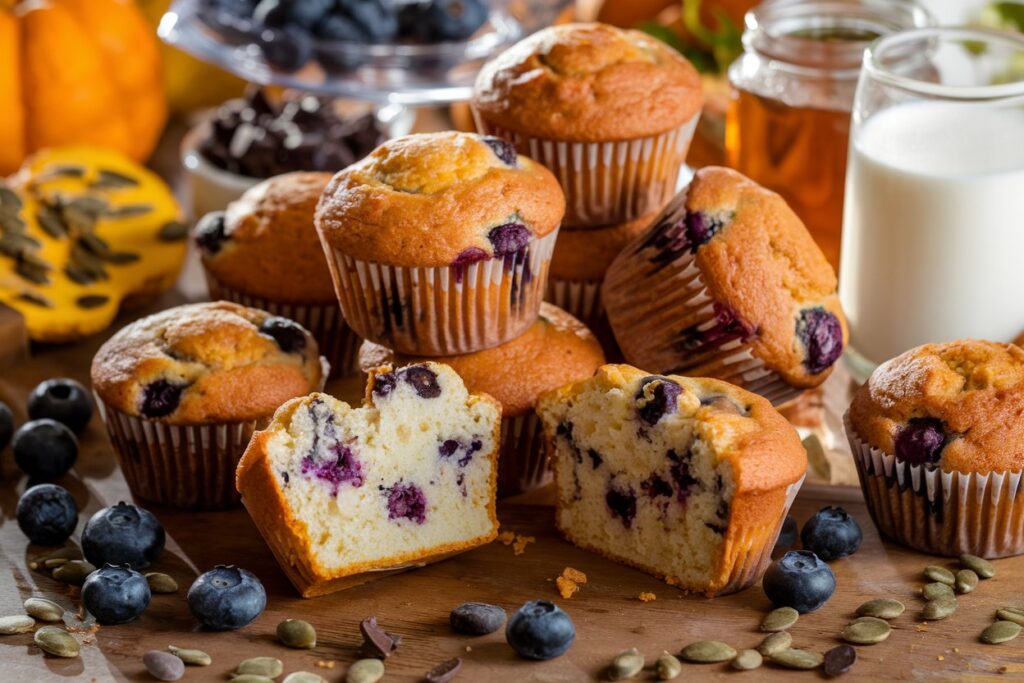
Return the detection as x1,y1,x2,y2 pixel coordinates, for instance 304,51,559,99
187,565,266,630
482,136,517,166
140,380,185,419
193,211,228,254
796,308,844,374
894,417,947,467
0,401,12,451
16,483,78,545
27,378,93,434
259,316,307,353
402,366,441,399
414,0,488,40
801,507,862,561
82,564,151,625
343,0,399,42
487,223,531,256
314,14,366,73
258,25,313,71
81,502,165,570
605,485,637,528
506,600,575,660
635,376,682,425
450,602,506,635
386,482,427,524
773,515,797,555
12,419,78,481
762,550,836,613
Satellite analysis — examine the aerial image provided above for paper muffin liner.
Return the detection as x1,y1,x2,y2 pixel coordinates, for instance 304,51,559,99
545,278,605,331
324,229,558,356
474,113,699,227
845,414,1024,558
203,269,360,377
497,412,549,498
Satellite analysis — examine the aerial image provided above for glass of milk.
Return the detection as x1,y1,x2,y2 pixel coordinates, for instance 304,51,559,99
839,27,1024,378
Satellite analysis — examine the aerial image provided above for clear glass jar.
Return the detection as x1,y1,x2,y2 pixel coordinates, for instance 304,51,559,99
725,0,932,270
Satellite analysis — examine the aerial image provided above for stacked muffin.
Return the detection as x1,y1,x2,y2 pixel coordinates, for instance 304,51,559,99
473,22,704,332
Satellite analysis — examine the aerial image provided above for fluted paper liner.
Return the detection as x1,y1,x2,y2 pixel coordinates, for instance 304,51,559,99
498,412,549,498
845,414,1024,558
545,278,605,331
324,230,558,356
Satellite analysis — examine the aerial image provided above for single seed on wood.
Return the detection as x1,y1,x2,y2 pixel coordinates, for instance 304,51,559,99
922,583,955,601
770,649,823,670
145,572,178,594
981,621,1022,644
607,648,644,680
345,658,385,683
923,596,957,621
680,640,737,663
53,560,96,586
841,619,891,645
757,631,792,656
996,608,1024,627
959,554,995,579
656,652,682,680
923,566,955,586
955,569,979,594
732,649,763,671
761,607,799,632
24,597,63,622
33,626,79,658
0,615,35,634
143,650,185,681
283,673,325,683
856,599,905,620
277,618,316,649
235,657,283,678
168,645,211,666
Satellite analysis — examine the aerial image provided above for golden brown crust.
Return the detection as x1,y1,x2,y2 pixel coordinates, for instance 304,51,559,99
200,172,336,304
315,132,565,267
91,302,323,425
473,23,703,142
550,214,655,282
358,303,605,416
849,339,1024,474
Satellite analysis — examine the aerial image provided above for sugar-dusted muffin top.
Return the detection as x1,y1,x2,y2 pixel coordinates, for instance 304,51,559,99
315,132,565,267
194,172,336,304
849,339,1024,474
551,214,654,282
473,23,703,142
92,302,323,425
359,303,605,416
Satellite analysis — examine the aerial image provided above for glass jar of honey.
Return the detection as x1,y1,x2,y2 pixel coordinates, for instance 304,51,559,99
725,0,932,270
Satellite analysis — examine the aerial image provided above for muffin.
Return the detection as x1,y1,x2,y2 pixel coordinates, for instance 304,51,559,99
237,362,500,597
92,301,326,509
359,303,606,496
536,364,806,596
847,339,1024,558
315,131,565,356
603,167,847,407
194,171,360,377
472,22,703,227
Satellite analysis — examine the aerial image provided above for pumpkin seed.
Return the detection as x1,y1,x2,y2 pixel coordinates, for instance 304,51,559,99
43,558,69,569
277,618,316,648
680,640,736,663
996,607,1024,627
15,259,49,285
923,566,955,586
0,615,35,634
36,206,67,238
981,621,1022,644
761,607,799,632
345,658,385,683
0,186,22,208
43,165,86,179
105,204,153,219
608,648,644,680
34,626,79,658
757,631,792,656
841,618,891,645
235,657,283,678
94,169,139,189
856,599,905,620
955,569,979,594
76,295,110,310
24,597,63,623
655,652,682,680
230,676,275,683
959,554,995,579
283,674,325,683
922,582,955,601
849,616,889,628
18,291,52,307
823,644,857,677
158,221,188,242
30,547,82,569
923,596,958,620
104,251,140,265
68,196,108,220
143,650,185,681
732,649,763,671
79,232,111,257
770,649,823,670
0,213,27,237
145,572,178,594
168,645,211,666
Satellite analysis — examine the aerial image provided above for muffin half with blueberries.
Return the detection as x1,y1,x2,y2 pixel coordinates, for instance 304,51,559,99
602,166,847,407
91,301,326,509
194,171,360,377
847,339,1024,558
315,131,565,356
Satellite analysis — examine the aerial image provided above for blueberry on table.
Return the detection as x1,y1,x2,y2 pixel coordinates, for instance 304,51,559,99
506,600,576,660
801,507,863,561
187,565,267,630
81,502,165,570
762,550,836,614
12,419,78,481
27,378,93,435
0,401,12,451
450,602,506,635
415,0,488,41
82,564,151,625
16,483,78,546
258,26,314,72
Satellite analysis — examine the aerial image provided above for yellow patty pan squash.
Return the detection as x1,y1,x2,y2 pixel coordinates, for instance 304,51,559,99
0,0,168,175
0,147,187,342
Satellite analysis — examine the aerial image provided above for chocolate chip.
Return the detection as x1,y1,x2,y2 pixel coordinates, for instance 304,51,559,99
359,616,400,658
823,644,856,677
425,657,461,683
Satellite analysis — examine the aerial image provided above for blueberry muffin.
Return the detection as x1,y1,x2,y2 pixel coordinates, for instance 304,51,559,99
847,339,1024,558
92,301,325,509
315,131,565,356
194,171,359,377
237,362,500,597
603,166,847,406
359,303,606,496
473,22,703,226
536,364,806,596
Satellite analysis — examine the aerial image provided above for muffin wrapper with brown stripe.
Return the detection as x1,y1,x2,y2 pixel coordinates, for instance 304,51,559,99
202,269,360,378
474,114,699,227
497,412,549,498
324,230,558,357
545,278,605,331
846,414,1024,558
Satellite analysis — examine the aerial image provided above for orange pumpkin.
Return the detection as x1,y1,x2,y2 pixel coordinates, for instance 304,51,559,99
0,0,167,175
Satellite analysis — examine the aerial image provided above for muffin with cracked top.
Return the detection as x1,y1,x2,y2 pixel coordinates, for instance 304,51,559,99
315,131,565,356
91,301,326,509
602,166,847,407
847,339,1024,558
